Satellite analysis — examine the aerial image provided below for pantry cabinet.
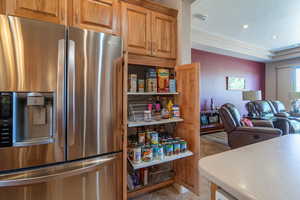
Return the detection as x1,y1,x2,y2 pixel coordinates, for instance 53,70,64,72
124,63,201,199
121,1,177,60
152,12,176,59
71,0,120,34
121,3,152,55
5,0,67,24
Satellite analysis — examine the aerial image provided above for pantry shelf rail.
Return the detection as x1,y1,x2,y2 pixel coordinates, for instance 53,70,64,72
128,150,193,170
127,118,184,128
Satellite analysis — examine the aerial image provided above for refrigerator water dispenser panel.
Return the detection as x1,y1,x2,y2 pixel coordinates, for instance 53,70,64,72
0,93,13,147
13,92,55,147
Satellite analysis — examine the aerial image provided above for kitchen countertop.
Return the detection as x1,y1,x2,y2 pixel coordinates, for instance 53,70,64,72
199,135,300,200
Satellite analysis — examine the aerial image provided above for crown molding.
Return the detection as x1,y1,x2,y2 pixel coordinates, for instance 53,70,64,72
191,27,273,62
271,47,300,62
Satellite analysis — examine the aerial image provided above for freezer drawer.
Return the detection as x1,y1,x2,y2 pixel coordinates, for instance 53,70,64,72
0,152,122,200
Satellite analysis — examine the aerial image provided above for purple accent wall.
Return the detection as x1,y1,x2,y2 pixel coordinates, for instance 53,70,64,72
192,49,266,115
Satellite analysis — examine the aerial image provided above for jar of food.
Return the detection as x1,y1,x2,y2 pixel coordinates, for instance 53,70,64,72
146,131,152,145
180,140,188,153
138,131,146,145
161,108,170,119
151,132,159,144
132,145,142,164
173,141,181,155
144,110,152,122
142,146,153,162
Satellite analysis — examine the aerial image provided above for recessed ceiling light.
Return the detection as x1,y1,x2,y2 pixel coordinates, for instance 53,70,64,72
243,24,249,29
273,35,278,39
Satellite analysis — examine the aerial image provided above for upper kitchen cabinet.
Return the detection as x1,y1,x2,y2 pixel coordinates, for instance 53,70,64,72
152,11,176,59
5,0,67,24
121,2,152,56
71,0,120,35
121,1,177,60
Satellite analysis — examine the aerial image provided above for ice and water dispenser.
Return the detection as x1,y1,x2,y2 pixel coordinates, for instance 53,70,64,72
0,92,54,147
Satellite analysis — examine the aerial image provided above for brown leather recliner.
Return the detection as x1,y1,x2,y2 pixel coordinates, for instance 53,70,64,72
246,100,290,135
272,100,300,119
220,103,282,149
291,100,300,117
247,100,300,134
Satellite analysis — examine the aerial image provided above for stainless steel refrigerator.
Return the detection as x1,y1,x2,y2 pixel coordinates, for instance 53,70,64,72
0,15,123,200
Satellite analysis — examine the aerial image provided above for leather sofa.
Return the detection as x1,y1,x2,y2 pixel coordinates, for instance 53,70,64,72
219,103,282,149
290,100,300,117
271,100,300,119
246,100,300,134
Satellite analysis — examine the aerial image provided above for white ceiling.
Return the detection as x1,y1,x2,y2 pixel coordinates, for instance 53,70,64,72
191,0,300,61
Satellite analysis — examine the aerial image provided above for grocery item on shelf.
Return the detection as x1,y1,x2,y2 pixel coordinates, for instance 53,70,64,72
142,145,153,162
169,72,176,93
138,79,145,92
129,74,137,92
144,110,152,122
157,69,169,93
146,68,157,92
167,99,173,113
128,126,189,164
172,105,180,118
138,129,146,144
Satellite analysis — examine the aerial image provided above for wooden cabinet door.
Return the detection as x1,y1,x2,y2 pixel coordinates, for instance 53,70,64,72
174,63,200,195
152,11,176,59
121,3,152,56
6,0,66,24
72,0,120,34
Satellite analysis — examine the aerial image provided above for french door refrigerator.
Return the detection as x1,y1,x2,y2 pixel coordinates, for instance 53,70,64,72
0,15,123,200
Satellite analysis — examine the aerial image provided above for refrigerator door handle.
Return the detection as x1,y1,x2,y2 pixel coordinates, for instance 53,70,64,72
57,39,66,149
67,40,76,146
0,154,118,187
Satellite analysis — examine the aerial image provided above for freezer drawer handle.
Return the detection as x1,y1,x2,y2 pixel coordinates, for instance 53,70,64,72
0,154,118,187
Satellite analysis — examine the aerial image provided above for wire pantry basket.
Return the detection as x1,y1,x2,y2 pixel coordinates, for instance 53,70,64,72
128,103,150,122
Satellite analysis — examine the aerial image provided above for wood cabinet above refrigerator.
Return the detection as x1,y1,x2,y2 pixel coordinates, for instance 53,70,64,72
121,1,177,61
4,0,67,24
1,0,121,35
70,0,120,35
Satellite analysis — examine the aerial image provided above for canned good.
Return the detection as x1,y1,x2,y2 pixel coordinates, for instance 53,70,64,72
172,105,180,118
138,131,146,144
173,141,181,155
164,142,174,156
180,140,188,153
157,144,164,160
151,144,159,160
132,145,142,164
142,146,153,162
151,132,159,144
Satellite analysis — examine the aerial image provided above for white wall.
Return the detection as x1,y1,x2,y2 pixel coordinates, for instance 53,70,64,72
153,0,192,64
265,58,300,104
